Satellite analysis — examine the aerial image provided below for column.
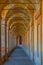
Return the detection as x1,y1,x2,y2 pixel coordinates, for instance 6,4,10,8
42,0,43,65
0,15,1,65
6,26,9,53
1,20,5,57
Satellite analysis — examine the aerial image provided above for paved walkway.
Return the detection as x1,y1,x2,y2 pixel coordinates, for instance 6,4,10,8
4,47,34,65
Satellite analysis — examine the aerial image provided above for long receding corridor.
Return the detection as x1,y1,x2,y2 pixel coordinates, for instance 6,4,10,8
0,0,43,65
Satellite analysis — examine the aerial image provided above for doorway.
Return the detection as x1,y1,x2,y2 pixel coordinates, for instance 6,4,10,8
19,36,22,45
19,36,22,47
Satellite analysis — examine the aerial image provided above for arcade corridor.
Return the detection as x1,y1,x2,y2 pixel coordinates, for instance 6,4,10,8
0,0,43,65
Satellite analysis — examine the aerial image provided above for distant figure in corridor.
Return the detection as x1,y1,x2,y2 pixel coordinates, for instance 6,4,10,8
19,36,22,47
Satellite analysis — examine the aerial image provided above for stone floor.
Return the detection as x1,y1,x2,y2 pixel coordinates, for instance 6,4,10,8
4,47,34,65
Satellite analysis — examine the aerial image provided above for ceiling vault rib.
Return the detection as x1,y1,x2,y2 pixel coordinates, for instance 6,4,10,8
5,17,32,18
0,9,36,10
0,3,39,4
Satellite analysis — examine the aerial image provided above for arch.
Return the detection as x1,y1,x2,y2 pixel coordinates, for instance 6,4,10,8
7,14,30,29
10,21,27,30
1,4,15,19
1,3,33,21
10,23,26,36
11,22,26,31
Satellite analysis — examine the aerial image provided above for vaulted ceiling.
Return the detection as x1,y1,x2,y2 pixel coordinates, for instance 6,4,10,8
0,0,40,36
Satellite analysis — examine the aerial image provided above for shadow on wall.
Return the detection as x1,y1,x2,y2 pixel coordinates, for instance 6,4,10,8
23,45,41,65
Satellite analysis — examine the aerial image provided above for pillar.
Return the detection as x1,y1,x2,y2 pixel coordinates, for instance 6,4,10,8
0,14,1,65
1,17,7,62
42,0,43,65
1,19,5,62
